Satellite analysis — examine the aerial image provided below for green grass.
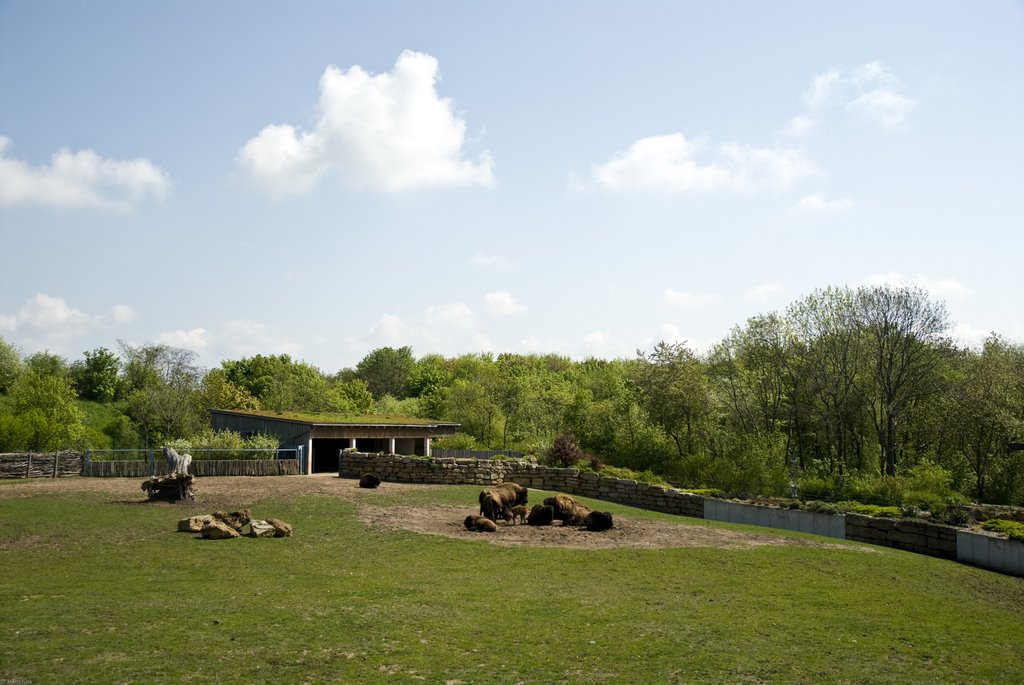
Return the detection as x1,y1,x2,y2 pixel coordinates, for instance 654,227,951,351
1,484,1022,684
212,407,442,425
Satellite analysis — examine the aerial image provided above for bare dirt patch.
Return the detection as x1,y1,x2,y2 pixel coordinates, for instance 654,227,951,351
356,503,868,551
0,475,872,552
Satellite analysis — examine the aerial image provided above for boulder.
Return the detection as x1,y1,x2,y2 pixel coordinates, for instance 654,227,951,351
266,518,293,537
213,509,252,531
201,520,240,539
178,514,214,532
248,520,276,537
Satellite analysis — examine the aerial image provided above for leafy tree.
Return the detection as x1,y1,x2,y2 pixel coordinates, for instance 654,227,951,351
356,346,415,399
119,342,204,445
854,285,951,476
0,336,23,394
8,366,84,450
634,341,710,458
70,347,120,402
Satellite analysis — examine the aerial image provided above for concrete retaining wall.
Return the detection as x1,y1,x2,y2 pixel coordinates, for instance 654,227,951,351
704,499,845,539
956,530,1024,576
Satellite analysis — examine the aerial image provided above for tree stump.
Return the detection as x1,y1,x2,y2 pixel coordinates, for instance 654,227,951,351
141,474,196,502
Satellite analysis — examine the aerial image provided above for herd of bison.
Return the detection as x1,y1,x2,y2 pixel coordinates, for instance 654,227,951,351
358,475,614,534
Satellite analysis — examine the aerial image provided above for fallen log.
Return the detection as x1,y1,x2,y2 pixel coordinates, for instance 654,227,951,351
141,474,195,502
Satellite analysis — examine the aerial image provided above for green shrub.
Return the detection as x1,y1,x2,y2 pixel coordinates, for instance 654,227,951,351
980,519,1024,542
842,502,902,518
432,433,480,450
165,430,281,460
681,487,726,498
599,465,672,488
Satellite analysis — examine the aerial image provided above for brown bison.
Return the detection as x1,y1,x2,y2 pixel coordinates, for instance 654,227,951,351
584,511,614,531
526,504,555,526
543,494,578,521
464,515,498,532
564,504,594,527
358,474,382,488
479,482,528,522
510,505,529,525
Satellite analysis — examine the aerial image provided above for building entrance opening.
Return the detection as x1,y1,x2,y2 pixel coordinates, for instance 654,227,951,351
311,439,348,473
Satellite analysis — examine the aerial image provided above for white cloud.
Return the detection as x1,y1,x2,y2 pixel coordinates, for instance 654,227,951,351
846,89,916,128
518,335,574,355
156,327,207,351
0,292,126,352
484,291,527,316
792,193,853,214
951,322,994,349
785,114,819,137
425,302,476,329
794,61,916,130
214,320,303,358
747,281,785,302
663,288,720,308
471,251,517,269
0,136,170,212
237,50,494,197
658,323,685,344
110,304,137,323
586,133,813,193
858,272,974,299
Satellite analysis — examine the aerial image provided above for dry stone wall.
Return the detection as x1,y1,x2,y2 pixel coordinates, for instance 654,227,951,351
339,452,703,518
845,513,958,560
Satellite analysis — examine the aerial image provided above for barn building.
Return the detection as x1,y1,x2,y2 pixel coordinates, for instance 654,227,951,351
210,409,460,474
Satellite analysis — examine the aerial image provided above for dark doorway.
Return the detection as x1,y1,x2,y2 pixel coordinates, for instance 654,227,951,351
312,438,348,473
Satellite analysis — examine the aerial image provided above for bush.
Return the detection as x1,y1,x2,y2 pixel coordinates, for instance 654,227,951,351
432,433,480,450
980,519,1024,542
548,434,602,470
600,465,671,488
165,430,281,460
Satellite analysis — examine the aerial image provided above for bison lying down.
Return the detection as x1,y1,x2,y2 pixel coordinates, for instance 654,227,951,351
359,474,382,488
479,482,528,522
464,515,497,532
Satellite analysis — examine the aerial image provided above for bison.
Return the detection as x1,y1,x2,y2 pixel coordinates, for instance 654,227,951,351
358,474,382,489
584,511,614,531
464,515,498,533
543,494,578,521
479,482,528,522
526,504,555,526
510,505,529,525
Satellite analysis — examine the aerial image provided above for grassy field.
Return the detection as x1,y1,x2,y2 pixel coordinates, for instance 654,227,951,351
1,480,1022,684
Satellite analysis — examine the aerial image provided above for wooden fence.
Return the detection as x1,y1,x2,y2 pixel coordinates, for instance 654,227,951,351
0,452,83,479
81,459,300,477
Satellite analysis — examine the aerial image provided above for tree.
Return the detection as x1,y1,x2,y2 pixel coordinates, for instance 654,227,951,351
0,336,23,394
8,365,84,450
942,335,1024,502
634,341,710,458
854,285,951,476
355,346,415,400
119,342,205,445
70,347,120,402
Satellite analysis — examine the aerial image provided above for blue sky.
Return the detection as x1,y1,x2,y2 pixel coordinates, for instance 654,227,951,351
1,1,1022,372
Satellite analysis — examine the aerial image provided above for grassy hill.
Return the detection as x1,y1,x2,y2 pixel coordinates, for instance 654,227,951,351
1,480,1021,684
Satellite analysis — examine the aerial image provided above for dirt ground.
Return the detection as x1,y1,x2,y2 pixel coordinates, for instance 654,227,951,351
0,474,870,552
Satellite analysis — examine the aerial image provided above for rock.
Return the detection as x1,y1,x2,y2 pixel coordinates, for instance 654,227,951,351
178,514,214,532
213,509,252,531
201,520,240,539
266,518,293,537
248,520,276,537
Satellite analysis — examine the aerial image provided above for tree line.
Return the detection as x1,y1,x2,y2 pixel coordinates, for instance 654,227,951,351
1,284,1021,506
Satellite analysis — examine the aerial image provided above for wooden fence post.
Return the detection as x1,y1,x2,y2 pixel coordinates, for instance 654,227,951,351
26,453,32,479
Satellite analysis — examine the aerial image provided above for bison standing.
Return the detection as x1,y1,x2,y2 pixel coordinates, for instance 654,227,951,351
479,482,528,522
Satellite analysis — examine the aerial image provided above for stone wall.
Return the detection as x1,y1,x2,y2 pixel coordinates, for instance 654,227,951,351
339,452,703,518
845,513,958,560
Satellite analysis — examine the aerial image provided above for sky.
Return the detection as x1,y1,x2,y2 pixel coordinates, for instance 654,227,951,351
1,1,1022,374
